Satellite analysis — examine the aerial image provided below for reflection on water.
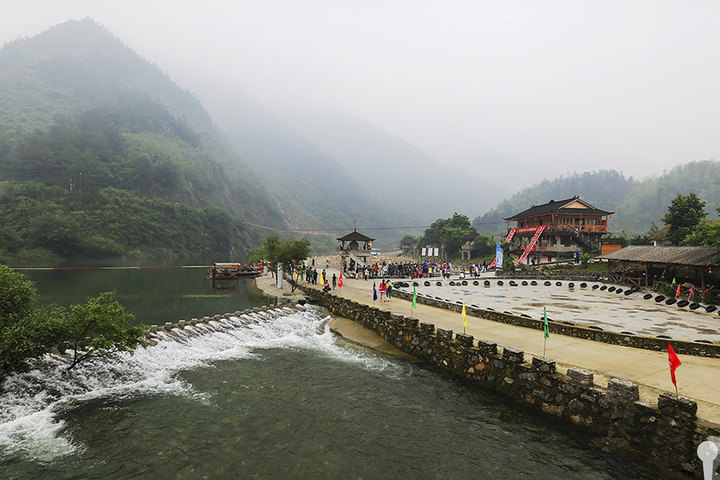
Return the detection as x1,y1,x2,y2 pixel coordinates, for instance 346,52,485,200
22,267,270,325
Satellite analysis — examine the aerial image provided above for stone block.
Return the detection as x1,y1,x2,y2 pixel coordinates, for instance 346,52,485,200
477,340,497,356
657,392,697,417
178,320,185,329
202,317,210,323
150,325,158,334
164,322,173,331
606,378,639,403
567,368,594,386
502,347,524,364
455,333,474,348
190,319,198,326
531,356,556,374
436,328,453,341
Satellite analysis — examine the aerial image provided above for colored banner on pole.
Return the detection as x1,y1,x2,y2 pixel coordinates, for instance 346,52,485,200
495,243,503,267
668,342,681,390
462,302,467,328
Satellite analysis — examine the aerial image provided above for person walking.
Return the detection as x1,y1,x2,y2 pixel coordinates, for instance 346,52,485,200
379,279,387,302
386,279,393,300
332,273,337,289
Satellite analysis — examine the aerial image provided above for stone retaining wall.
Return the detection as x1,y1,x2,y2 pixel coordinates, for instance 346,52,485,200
391,288,720,358
294,281,720,478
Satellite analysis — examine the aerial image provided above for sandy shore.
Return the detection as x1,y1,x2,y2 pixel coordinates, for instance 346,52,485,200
254,261,416,361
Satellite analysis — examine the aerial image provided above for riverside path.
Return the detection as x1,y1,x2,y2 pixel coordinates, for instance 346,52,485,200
277,258,720,425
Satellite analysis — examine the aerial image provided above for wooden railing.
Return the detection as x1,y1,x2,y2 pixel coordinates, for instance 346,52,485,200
515,223,607,234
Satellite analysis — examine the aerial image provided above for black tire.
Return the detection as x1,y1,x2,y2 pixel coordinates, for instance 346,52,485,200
677,300,689,308
580,282,587,288
592,284,599,289
615,288,623,294
624,290,632,295
643,293,653,300
608,286,616,292
412,282,419,287
522,281,528,286
484,280,490,286
462,280,468,286
555,282,562,287
424,281,430,287
531,281,537,286
449,281,455,286
600,286,607,291
509,281,517,286
568,282,575,288
497,281,504,286
544,281,551,286
665,298,676,305
655,295,665,302
436,281,442,286
689,302,700,310
473,280,479,286
705,305,717,313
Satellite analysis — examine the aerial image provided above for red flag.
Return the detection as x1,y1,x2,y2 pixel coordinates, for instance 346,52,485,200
338,272,343,287
668,342,681,388
676,284,681,297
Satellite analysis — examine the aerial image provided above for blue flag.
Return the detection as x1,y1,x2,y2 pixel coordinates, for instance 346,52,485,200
373,282,377,301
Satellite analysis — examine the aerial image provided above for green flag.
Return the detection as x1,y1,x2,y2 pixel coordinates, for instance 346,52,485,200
412,286,417,309
543,307,549,339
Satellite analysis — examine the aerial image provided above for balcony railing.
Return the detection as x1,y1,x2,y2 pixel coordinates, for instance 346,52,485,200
514,223,607,234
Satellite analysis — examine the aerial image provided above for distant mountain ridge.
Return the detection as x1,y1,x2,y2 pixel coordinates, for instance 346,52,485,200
0,19,287,262
473,162,720,236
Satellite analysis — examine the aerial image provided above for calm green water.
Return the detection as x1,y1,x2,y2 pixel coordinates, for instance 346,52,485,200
0,269,662,479
22,267,269,325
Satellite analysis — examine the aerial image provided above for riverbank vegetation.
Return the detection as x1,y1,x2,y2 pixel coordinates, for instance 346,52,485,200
248,236,311,270
0,264,147,374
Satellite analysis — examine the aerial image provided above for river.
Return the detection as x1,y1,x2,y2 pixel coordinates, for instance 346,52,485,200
0,267,662,479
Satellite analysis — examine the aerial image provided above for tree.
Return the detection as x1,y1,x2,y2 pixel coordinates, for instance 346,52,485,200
683,205,720,247
501,242,515,271
417,213,476,258
248,235,311,269
63,292,147,371
399,235,417,254
662,193,707,245
0,266,148,374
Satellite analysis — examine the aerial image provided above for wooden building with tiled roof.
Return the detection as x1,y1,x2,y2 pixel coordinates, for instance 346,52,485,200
503,196,613,265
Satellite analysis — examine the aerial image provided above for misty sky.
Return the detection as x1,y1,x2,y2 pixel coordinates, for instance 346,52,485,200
3,1,720,190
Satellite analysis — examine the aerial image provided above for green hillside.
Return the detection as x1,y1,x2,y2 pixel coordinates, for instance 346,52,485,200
473,162,720,237
0,19,287,264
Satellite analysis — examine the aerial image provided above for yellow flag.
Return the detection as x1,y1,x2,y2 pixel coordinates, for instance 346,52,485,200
462,302,467,328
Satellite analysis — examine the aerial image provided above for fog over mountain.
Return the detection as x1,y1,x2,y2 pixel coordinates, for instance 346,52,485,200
4,1,720,193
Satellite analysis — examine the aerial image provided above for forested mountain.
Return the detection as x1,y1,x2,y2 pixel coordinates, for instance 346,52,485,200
472,170,636,235
472,162,720,236
206,90,401,235
286,111,509,222
0,19,286,263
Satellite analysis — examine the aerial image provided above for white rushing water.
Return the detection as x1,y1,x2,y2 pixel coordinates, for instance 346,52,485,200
0,305,398,462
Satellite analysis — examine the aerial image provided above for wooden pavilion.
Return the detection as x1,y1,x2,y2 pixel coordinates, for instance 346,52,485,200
337,229,375,273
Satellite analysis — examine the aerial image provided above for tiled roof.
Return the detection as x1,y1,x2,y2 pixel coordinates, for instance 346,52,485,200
505,196,613,220
599,245,720,266
337,230,375,242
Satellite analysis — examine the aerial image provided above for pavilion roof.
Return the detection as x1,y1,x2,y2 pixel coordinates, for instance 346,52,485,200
505,196,613,221
337,230,375,242
599,245,720,267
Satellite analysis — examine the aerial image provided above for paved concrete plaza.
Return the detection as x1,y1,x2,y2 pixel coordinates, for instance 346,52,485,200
410,279,720,342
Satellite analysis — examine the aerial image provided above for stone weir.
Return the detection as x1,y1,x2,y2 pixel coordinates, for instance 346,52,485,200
293,281,720,478
142,304,296,344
